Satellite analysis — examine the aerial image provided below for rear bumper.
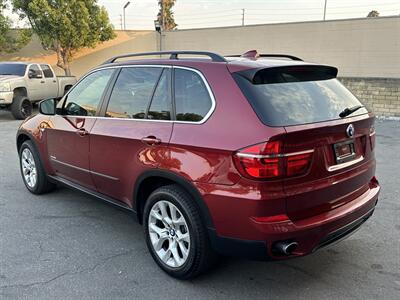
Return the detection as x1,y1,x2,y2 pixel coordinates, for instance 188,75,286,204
208,178,380,260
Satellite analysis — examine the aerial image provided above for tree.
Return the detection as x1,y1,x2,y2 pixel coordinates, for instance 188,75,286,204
12,0,116,75
367,10,380,17
157,0,177,30
0,0,31,54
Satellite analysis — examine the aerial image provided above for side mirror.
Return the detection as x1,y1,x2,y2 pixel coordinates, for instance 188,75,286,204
28,70,43,79
39,98,56,115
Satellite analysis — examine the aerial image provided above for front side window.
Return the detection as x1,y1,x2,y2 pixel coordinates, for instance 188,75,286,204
63,69,115,116
174,68,212,122
106,67,162,119
28,64,43,78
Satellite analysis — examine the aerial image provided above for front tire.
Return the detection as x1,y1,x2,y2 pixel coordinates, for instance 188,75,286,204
144,185,216,279
11,96,32,120
19,141,56,194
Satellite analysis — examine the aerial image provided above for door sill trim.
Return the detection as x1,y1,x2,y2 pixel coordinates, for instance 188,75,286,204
48,175,135,215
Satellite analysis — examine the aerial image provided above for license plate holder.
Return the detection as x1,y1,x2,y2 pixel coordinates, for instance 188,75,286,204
333,140,356,164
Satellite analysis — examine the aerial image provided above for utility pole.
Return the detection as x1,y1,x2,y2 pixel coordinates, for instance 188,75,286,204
160,0,164,52
242,8,245,26
160,0,164,31
323,0,327,21
119,14,123,30
123,1,131,30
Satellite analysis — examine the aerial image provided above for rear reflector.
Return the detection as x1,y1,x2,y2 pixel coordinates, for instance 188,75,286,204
369,126,376,151
234,140,313,180
252,214,290,223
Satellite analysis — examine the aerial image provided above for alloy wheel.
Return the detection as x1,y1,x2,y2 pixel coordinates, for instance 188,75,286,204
21,100,32,118
148,200,191,268
21,148,37,188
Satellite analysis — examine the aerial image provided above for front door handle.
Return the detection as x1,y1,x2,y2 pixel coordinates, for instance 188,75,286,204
40,80,45,84
76,128,89,137
141,136,161,146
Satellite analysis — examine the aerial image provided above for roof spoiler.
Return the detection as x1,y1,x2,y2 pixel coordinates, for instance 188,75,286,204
236,65,339,84
226,50,303,61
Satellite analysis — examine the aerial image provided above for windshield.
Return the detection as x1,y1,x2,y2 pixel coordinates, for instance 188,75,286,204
0,64,27,76
233,72,369,127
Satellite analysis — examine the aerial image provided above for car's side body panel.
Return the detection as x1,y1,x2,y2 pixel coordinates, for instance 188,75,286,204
46,115,98,189
89,118,173,206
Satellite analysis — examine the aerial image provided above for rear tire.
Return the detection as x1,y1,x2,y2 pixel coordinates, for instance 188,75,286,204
11,96,32,120
19,140,56,194
143,185,217,279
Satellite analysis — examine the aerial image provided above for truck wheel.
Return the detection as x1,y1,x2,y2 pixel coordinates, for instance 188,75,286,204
19,140,56,194
11,96,33,120
143,185,217,279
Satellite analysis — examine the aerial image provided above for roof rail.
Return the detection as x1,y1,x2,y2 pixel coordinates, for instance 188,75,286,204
103,51,227,64
227,50,303,61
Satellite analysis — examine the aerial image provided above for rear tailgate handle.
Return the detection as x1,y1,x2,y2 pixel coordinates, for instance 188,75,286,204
141,136,161,146
76,128,89,137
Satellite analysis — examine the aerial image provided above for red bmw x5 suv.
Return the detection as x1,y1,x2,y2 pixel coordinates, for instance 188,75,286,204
17,50,380,279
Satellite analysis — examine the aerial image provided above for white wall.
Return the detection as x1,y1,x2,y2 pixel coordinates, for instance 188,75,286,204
163,16,400,78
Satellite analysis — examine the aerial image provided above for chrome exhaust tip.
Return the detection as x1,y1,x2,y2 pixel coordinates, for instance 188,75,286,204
273,241,299,255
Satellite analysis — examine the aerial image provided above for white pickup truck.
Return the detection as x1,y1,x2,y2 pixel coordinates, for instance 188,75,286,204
0,62,76,119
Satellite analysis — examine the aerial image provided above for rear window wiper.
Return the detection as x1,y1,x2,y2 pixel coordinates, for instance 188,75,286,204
339,105,364,118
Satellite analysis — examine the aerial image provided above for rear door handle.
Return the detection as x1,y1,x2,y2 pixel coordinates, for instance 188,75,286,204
141,136,161,146
40,80,45,84
76,128,89,137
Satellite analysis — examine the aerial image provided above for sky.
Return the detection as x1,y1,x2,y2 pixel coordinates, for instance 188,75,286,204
7,0,400,30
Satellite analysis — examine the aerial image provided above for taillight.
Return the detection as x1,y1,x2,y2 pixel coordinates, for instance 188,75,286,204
234,140,313,180
369,125,376,151
286,153,313,176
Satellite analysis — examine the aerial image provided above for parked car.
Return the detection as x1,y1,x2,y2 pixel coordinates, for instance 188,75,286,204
16,50,380,279
0,62,76,119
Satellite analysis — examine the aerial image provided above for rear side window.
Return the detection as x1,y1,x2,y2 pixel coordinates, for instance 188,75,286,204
233,66,368,126
106,67,162,119
148,69,172,120
174,68,212,122
40,65,54,78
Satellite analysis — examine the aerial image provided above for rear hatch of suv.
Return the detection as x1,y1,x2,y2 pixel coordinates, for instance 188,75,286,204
232,63,376,221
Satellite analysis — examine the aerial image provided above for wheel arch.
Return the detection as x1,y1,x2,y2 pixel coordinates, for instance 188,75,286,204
16,132,32,151
16,131,40,153
133,170,215,230
13,87,28,98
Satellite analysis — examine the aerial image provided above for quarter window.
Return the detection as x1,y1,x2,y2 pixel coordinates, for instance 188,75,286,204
106,67,162,119
174,68,212,122
63,69,114,116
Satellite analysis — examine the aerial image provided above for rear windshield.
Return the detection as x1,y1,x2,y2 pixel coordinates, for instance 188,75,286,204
0,63,27,76
233,68,369,127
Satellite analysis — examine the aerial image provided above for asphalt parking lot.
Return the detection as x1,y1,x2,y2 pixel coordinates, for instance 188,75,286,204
0,110,399,299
